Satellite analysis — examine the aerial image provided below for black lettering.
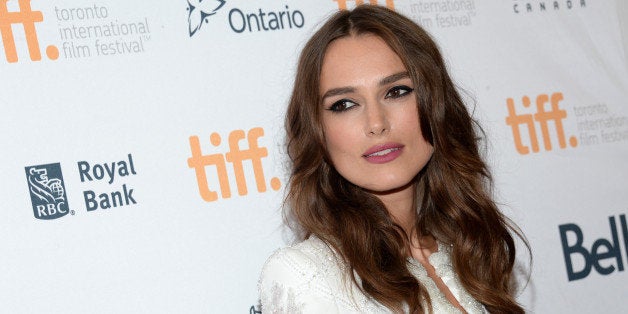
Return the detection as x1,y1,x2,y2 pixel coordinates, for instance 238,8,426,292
123,184,137,205
128,153,137,175
118,160,129,177
559,223,592,281
268,12,279,30
591,238,616,275
285,6,293,28
104,162,116,184
621,215,628,269
246,12,260,32
93,164,104,180
111,190,123,207
228,8,246,33
292,10,304,28
278,11,287,29
84,190,98,211
258,9,269,31
78,161,92,182
99,192,111,209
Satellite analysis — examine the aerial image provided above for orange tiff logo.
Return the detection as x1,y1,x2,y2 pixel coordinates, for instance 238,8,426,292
334,0,395,10
505,92,578,155
0,0,58,62
187,127,281,202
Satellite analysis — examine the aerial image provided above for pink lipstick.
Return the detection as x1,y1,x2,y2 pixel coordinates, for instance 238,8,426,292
362,143,404,164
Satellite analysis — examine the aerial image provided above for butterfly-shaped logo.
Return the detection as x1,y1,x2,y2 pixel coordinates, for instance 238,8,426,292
187,0,226,37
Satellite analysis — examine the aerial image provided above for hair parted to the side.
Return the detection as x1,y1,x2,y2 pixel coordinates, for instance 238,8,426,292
285,5,528,314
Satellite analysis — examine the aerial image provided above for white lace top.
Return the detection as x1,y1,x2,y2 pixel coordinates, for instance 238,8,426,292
258,236,487,313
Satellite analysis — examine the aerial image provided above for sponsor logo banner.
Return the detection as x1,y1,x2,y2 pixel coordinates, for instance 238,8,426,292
0,0,58,62
0,0,153,63
187,127,281,202
505,92,578,155
331,0,478,29
24,153,140,220
574,103,628,146
512,0,587,14
25,163,70,220
559,213,628,281
186,0,305,37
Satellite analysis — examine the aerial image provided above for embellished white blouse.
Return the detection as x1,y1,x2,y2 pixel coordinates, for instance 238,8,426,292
258,236,487,313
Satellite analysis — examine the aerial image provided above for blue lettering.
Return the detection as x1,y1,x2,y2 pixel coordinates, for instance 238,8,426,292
559,223,591,281
622,215,628,264
229,8,246,33
99,192,111,209
128,153,137,175
229,6,304,33
247,12,260,32
84,190,98,211
77,154,136,184
83,185,136,211
291,9,304,28
559,215,626,281
93,164,104,180
78,161,92,182
123,184,136,205
104,162,116,184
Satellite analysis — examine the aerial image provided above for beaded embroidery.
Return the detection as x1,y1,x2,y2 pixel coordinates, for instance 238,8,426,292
259,236,487,313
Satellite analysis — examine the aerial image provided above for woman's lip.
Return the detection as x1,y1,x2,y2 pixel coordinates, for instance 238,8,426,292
363,143,405,157
362,143,404,164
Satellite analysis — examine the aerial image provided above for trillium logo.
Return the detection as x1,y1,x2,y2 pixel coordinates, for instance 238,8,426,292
187,0,226,36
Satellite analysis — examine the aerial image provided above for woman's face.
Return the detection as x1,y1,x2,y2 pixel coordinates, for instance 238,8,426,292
319,34,433,194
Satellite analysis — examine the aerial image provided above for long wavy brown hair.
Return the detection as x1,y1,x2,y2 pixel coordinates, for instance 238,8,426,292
284,5,527,313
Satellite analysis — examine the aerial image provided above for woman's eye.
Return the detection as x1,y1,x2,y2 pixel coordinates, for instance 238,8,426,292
385,86,413,99
327,99,357,112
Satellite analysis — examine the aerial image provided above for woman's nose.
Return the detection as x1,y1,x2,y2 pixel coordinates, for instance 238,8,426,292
365,103,390,136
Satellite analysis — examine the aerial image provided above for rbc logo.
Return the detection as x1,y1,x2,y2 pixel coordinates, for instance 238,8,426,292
25,163,70,220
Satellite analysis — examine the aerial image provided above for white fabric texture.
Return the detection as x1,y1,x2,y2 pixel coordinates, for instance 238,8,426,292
258,236,487,313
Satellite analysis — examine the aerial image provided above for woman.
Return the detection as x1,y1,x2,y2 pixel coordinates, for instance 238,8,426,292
259,5,527,314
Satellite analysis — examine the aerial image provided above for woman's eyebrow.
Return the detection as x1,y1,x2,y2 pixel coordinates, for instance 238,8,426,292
379,71,410,86
321,72,410,101
321,86,355,101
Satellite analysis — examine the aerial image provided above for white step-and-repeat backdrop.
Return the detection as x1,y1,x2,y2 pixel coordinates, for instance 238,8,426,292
2,0,627,312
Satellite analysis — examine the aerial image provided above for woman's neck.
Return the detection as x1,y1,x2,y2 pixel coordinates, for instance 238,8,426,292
372,181,417,236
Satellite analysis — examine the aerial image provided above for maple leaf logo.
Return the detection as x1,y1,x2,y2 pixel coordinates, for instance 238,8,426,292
187,0,226,37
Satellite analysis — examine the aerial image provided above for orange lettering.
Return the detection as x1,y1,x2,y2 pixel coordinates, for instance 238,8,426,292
506,96,538,154
187,134,231,202
534,93,567,150
506,92,577,155
225,127,268,196
0,0,44,62
188,127,275,202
